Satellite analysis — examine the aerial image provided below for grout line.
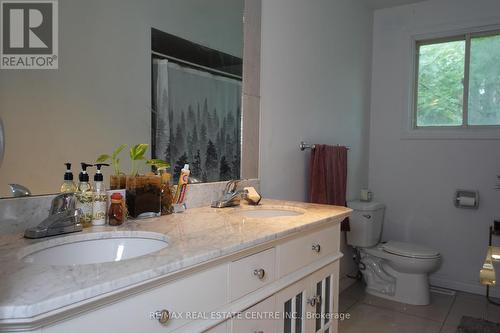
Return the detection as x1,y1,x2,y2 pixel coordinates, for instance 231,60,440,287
438,294,457,332
358,292,455,324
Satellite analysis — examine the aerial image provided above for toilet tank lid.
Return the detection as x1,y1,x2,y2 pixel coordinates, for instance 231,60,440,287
347,200,385,211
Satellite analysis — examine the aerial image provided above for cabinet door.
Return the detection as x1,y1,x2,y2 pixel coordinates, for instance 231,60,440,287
307,262,339,333
231,296,275,333
275,277,310,333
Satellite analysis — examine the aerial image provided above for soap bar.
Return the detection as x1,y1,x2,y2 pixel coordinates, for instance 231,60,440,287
244,187,261,205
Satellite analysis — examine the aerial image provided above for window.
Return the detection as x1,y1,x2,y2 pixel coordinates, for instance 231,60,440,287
414,30,500,128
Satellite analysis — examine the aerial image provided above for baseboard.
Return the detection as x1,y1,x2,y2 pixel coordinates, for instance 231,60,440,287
430,276,500,298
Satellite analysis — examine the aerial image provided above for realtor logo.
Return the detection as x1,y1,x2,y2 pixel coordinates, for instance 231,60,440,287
1,0,58,69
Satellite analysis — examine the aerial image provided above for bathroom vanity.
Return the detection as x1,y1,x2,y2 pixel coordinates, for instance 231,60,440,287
0,200,350,333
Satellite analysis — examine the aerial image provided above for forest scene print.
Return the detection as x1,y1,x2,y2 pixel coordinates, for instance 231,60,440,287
153,60,242,183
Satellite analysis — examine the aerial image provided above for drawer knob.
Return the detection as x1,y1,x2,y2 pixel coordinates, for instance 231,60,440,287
157,309,170,325
253,268,266,280
312,243,321,253
307,295,322,307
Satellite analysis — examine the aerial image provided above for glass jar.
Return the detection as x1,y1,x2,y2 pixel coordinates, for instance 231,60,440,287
108,193,124,226
160,170,174,215
110,174,127,190
126,175,161,218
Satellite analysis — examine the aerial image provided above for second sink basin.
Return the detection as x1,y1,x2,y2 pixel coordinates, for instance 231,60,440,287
21,231,168,266
235,206,305,219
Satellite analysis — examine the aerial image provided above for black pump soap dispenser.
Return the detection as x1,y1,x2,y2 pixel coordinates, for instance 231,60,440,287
60,163,77,193
92,163,109,226
76,163,94,228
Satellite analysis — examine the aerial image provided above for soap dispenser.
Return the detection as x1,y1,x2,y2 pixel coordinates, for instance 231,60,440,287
92,163,109,226
60,163,77,193
76,163,94,228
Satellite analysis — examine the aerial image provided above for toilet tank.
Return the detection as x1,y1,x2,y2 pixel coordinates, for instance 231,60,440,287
347,201,385,248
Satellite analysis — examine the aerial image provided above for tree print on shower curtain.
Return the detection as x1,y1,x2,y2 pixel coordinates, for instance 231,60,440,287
153,59,242,183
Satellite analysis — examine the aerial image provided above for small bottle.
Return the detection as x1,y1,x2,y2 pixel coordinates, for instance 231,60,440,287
108,193,124,226
76,163,94,228
60,163,77,193
92,163,109,226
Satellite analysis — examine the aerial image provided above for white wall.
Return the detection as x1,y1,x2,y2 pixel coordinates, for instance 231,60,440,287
0,0,243,196
369,0,500,296
259,0,373,286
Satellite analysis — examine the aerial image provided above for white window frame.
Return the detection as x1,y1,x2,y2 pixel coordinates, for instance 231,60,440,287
404,24,500,140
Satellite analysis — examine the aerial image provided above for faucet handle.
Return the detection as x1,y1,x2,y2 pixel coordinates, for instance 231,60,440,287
224,180,241,194
242,187,262,205
50,193,76,215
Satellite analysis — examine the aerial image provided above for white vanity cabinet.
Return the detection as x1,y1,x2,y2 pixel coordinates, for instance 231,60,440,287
24,223,342,333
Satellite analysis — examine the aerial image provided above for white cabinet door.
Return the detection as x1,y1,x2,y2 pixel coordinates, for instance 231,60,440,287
307,261,339,333
275,276,310,333
231,296,276,333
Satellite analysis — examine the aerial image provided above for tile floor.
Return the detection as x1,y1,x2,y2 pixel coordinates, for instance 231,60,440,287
339,282,500,333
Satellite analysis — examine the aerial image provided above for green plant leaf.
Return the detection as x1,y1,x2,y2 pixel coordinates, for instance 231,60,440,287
146,159,170,169
112,144,127,159
130,144,149,160
96,154,111,163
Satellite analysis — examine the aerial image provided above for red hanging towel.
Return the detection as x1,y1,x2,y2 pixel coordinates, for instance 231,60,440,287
309,144,350,231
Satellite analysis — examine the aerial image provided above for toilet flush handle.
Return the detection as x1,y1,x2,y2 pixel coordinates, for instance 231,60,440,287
363,214,371,219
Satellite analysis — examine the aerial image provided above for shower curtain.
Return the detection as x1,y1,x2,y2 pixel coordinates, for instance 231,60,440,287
153,59,242,182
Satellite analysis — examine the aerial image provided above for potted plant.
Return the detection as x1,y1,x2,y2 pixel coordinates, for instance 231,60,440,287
96,144,127,189
126,144,170,218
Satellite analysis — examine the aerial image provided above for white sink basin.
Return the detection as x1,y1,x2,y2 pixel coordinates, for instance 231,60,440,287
21,231,168,266
235,207,305,218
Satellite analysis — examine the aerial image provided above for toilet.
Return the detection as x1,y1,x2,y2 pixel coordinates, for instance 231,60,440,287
347,201,441,305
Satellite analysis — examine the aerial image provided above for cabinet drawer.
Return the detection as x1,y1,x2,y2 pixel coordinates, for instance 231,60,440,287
205,320,228,333
42,264,228,333
277,224,340,278
231,296,275,333
229,248,276,301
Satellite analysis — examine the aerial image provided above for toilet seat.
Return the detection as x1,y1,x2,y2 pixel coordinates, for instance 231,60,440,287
382,241,440,259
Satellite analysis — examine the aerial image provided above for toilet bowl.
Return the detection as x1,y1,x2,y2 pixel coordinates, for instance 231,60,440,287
360,241,440,305
347,201,441,305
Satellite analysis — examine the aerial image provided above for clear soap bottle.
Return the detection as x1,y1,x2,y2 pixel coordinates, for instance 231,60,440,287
60,163,77,193
76,163,94,228
92,163,109,226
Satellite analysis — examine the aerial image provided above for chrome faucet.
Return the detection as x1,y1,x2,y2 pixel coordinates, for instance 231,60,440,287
24,193,82,239
8,184,31,197
211,180,262,208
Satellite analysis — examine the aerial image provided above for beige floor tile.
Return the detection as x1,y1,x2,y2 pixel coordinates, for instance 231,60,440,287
341,281,366,299
339,293,359,313
439,324,457,333
339,281,366,312
360,291,455,323
486,301,500,323
444,292,488,326
339,303,441,333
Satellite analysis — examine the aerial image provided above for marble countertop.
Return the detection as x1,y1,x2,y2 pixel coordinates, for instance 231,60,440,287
0,199,350,321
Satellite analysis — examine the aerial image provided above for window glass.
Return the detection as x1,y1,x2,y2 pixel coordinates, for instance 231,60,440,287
416,40,465,127
468,34,500,125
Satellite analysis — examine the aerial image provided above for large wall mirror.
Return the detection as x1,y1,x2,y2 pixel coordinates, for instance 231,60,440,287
0,0,260,197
